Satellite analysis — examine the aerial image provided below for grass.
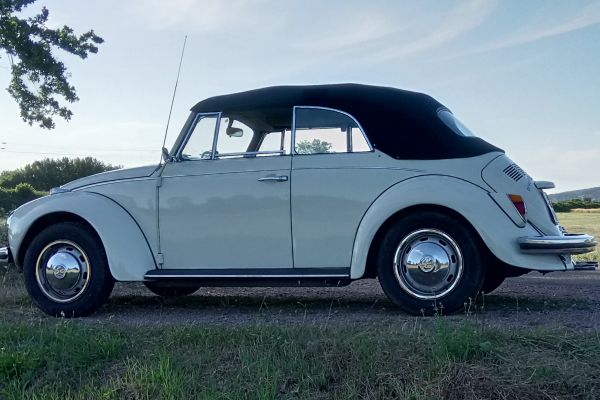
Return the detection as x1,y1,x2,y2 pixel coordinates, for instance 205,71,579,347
557,211,600,262
0,320,599,399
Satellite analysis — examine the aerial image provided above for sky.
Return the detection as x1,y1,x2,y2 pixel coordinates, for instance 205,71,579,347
0,0,599,192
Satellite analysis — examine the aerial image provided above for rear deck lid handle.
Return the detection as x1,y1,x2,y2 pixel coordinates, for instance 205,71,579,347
534,181,555,190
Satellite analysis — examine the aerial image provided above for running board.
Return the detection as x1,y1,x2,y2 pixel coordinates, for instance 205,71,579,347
573,261,598,271
143,268,352,287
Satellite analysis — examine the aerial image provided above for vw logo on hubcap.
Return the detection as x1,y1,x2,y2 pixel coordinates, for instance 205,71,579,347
53,264,67,279
417,255,436,273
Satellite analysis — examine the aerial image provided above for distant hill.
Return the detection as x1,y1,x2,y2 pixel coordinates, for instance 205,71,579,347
548,187,600,202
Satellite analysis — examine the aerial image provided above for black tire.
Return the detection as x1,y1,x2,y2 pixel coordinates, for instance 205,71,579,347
144,282,200,297
23,222,114,317
377,211,486,315
481,270,506,294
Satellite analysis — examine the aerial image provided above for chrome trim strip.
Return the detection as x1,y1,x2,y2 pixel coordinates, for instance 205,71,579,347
211,112,222,160
50,187,70,195
217,150,285,158
292,106,374,154
145,274,350,279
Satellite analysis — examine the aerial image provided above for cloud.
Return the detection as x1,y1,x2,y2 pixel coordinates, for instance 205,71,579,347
477,2,600,52
129,0,272,32
370,0,495,61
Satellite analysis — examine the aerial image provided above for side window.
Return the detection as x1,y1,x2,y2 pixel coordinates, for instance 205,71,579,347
293,107,370,154
180,115,218,160
215,117,254,158
258,130,291,155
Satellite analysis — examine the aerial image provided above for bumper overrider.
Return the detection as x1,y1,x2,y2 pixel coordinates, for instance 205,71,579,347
0,246,11,267
519,234,597,255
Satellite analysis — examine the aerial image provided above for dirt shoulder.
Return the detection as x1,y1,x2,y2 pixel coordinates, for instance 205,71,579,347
2,268,599,331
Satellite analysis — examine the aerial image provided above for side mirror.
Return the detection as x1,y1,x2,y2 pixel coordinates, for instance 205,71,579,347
161,147,171,163
226,127,244,137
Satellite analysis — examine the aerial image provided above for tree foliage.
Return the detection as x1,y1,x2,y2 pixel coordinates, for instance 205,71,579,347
0,0,103,129
0,182,44,216
0,157,120,191
552,198,600,212
296,139,333,154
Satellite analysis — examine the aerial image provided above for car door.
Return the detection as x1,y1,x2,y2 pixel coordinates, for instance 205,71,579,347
290,106,398,269
158,113,293,270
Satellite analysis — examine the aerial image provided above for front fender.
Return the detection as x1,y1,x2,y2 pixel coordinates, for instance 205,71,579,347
8,192,156,281
350,175,566,279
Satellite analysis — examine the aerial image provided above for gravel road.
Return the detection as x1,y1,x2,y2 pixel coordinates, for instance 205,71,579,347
3,270,599,330
97,271,600,330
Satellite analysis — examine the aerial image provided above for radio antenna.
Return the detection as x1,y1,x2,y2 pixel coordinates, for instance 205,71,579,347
160,35,188,163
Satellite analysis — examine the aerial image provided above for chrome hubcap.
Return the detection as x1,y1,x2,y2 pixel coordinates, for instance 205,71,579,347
393,229,463,300
35,241,91,303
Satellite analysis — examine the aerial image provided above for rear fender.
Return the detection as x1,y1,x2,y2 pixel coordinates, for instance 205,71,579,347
350,175,566,279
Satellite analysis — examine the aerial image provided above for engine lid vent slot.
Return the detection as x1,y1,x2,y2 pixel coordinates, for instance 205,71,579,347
503,164,526,182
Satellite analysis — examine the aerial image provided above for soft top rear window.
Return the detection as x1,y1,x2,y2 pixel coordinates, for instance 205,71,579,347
438,109,476,137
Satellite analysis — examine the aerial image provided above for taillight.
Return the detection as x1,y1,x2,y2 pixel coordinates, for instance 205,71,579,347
508,194,527,217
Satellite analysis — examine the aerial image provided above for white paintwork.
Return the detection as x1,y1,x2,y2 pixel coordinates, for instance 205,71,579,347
7,191,156,281
61,164,159,191
487,192,527,228
481,155,561,236
79,178,161,261
291,152,400,268
349,174,568,279
159,156,293,269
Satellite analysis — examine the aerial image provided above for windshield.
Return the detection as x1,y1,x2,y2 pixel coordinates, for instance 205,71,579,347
438,109,476,137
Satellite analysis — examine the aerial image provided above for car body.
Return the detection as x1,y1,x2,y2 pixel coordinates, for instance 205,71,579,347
1,84,597,316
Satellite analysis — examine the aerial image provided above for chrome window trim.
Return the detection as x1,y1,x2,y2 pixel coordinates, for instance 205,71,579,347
175,112,221,161
291,106,373,155
211,113,222,160
216,150,286,158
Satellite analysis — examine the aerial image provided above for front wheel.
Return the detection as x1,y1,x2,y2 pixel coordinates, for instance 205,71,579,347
23,222,114,317
377,212,486,315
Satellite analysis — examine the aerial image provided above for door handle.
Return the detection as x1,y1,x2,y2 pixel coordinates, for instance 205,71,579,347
258,175,288,182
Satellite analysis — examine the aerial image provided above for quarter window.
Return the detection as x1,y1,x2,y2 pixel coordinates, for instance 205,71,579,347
293,107,370,154
258,130,291,155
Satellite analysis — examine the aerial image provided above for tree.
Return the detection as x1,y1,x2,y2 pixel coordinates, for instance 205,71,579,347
0,157,120,191
0,0,103,129
296,139,333,154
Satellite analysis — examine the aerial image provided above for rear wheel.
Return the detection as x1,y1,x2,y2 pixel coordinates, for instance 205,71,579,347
23,222,114,317
144,282,200,297
377,211,486,315
481,270,506,294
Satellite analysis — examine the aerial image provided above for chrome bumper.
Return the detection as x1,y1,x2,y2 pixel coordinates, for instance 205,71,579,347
519,234,597,254
0,246,11,267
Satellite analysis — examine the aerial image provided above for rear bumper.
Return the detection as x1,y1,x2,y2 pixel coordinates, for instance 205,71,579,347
518,234,597,255
0,246,11,267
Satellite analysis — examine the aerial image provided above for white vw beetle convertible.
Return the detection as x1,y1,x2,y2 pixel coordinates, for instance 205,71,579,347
1,84,597,316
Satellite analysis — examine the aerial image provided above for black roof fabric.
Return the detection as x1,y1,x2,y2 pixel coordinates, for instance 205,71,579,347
191,84,502,160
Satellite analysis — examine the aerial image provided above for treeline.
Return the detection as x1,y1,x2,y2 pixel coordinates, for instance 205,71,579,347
552,198,600,212
0,157,120,216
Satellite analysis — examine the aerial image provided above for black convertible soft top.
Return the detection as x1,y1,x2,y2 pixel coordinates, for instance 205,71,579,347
191,84,502,160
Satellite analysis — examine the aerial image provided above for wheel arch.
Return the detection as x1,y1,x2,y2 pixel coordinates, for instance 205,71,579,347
8,191,156,281
16,212,99,269
350,174,565,279
362,204,484,279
